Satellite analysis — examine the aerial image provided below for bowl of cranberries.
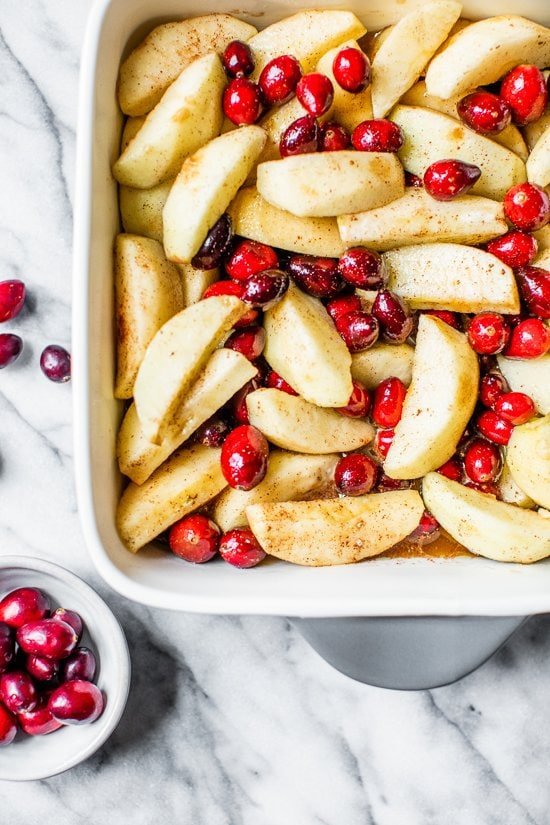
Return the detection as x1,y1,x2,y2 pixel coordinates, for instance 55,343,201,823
0,556,130,780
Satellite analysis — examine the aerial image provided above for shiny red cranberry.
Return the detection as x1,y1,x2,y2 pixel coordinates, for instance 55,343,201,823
476,410,514,445
0,624,14,673
17,618,78,661
457,91,512,135
372,377,407,428
0,333,22,369
280,114,320,157
501,64,548,125
437,457,463,481
49,679,104,725
504,183,550,232
422,309,460,329
26,654,59,682
464,480,500,497
0,588,50,629
405,172,423,188
288,255,343,298
18,698,62,736
231,377,262,425
423,159,481,201
241,268,289,309
516,265,550,318
53,608,83,640
226,239,279,281
486,231,538,269
335,311,379,352
480,371,509,409
40,345,71,383
319,122,351,151
334,453,378,496
494,391,536,425
223,77,263,125
0,670,38,714
219,529,266,568
225,325,265,361
62,647,97,683
0,703,17,745
338,380,371,418
338,248,386,289
0,279,25,322
372,290,414,343
195,416,231,448
373,427,395,460
467,312,510,354
463,437,502,483
352,119,403,152
202,280,258,326
222,40,254,78
333,47,371,93
326,294,362,321
221,424,269,490
265,370,297,395
192,213,233,270
376,473,412,492
296,72,334,116
259,54,302,105
503,317,550,358
407,511,441,545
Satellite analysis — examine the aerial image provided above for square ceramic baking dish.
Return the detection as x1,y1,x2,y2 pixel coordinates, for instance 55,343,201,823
73,0,550,625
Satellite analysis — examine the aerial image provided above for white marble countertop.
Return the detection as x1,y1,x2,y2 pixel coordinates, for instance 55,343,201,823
1,2,550,822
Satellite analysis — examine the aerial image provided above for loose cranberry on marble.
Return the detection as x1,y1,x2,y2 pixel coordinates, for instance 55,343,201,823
373,427,395,460
231,377,262,425
195,416,231,448
332,47,371,93
226,239,279,281
501,64,548,125
223,77,263,125
53,608,83,640
192,213,233,270
40,345,71,383
202,280,259,327
352,119,404,152
337,247,386,289
423,159,481,201
407,511,441,545
0,279,25,322
319,122,351,151
463,437,502,484
26,655,59,682
280,115,320,157
49,680,104,725
479,371,509,409
338,380,371,418
326,294,362,321
288,255,343,298
405,172,423,188
335,311,379,352
265,370,297,396
16,618,78,661
221,424,269,490
516,265,550,318
0,334,22,369
296,72,334,116
486,231,538,269
467,312,510,354
476,410,514,445
0,588,50,629
222,40,254,78
422,310,460,329
0,703,17,746
503,183,550,232
503,317,550,358
259,55,302,105
372,377,407,428
0,624,14,673
242,268,289,309
18,699,62,736
437,457,463,482
457,91,512,134
334,453,378,496
225,325,265,361
494,391,536,425
169,514,221,564
0,670,38,714
372,290,414,344
219,529,266,568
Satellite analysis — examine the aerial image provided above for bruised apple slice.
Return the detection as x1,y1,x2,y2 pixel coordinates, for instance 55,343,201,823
351,343,414,389
497,354,550,415
118,349,256,485
177,263,219,307
246,490,424,566
117,445,226,552
507,415,550,509
119,180,173,243
316,41,373,131
246,389,373,454
163,126,266,263
383,243,520,314
498,460,535,509
338,188,506,251
264,285,352,407
134,295,248,444
213,451,338,532
422,472,550,563
526,124,550,188
384,315,479,479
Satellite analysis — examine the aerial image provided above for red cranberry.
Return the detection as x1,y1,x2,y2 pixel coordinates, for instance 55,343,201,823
464,480,500,497
40,345,71,383
494,391,536,425
457,91,512,135
334,453,378,496
337,380,371,418
476,410,514,445
407,511,441,545
195,416,230,447
0,588,50,628
202,280,258,327
437,457,463,481
192,213,233,270
265,370,297,396
338,248,386,289
319,122,351,151
0,624,14,673
288,255,343,298
463,437,502,483
221,424,269,490
231,377,262,424
504,183,550,232
62,647,97,683
501,64,548,125
504,317,550,358
0,703,17,746
372,290,414,344
26,655,59,682
0,333,22,368
405,172,423,187
169,514,220,564
326,294,362,321
18,699,62,736
226,239,279,281
219,529,266,568
222,40,254,78
0,279,25,322
259,55,302,105
280,115,320,157
241,268,289,309
225,325,265,361
296,72,334,117
486,231,538,269
516,265,550,318
423,159,481,201
17,618,78,660
467,312,510,354
372,377,407,428
49,679,104,725
53,608,83,640
223,77,263,125
335,311,379,352
422,310,460,329
480,371,509,409
0,670,38,714
352,119,404,152
332,47,371,93
376,473,412,492
373,427,395,459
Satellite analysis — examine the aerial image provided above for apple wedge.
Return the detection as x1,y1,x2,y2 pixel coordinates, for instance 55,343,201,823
498,460,535,509
119,180,173,243
316,41,373,131
118,15,257,116
384,315,479,479
526,125,550,188
114,234,184,400
370,0,461,118
351,343,414,390
120,116,145,151
338,188,507,250
536,249,550,270
535,225,550,254
390,106,526,200
246,490,424,566
117,444,227,553
422,472,550,563
118,349,256,485
383,243,520,314
425,15,550,100
213,451,338,532
497,354,550,415
246,389,373,454
507,415,550,509
163,127,266,263
227,188,345,258
263,284,352,407
177,263,219,307
524,107,550,152
134,295,247,444
113,53,226,189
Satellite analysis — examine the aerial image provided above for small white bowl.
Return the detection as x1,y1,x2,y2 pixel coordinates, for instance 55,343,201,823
0,555,130,781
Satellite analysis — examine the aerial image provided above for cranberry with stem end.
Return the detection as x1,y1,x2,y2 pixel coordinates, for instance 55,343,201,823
0,670,38,714
296,72,334,116
407,511,441,546
373,428,395,460
335,453,378,496
337,380,371,418
0,588,50,629
231,378,262,425
222,40,254,78
288,255,343,298
457,91,511,135
0,280,25,322
0,624,14,673
223,77,263,125
333,47,371,93
486,231,538,269
476,410,514,445
319,122,351,151
225,325,265,361
437,457,463,482
503,183,550,232
169,514,220,564
479,372,509,409
192,214,233,270
219,529,266,568
463,437,502,484
221,424,269,491
49,680,104,725
337,248,386,290
53,608,83,640
17,618,78,660
226,240,279,281
259,55,302,105
501,64,548,125
372,377,407,428
202,280,258,327
26,655,59,682
280,115,320,157
352,119,403,152
467,312,510,355
18,699,62,736
335,311,379,352
326,294,362,321
62,647,97,683
0,334,22,369
40,345,71,383
516,266,550,319
241,268,289,309
265,370,297,396
372,290,414,344
0,703,17,746
495,391,536,425
503,318,550,359
422,310,460,329
423,159,481,201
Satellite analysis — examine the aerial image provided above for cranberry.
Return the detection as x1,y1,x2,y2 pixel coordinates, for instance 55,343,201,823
0,703,17,746
17,618,78,661
504,183,550,232
463,437,502,483
0,279,25,322
467,312,510,354
376,473,412,492
18,699,62,736
326,294,362,321
457,91,511,135
195,416,230,448
62,647,97,683
225,325,265,361
288,255,343,298
372,290,414,344
338,380,371,418
0,333,22,369
192,213,233,270
480,371,509,409
40,345,71,383
334,453,378,496
423,159,481,201
437,457,463,481
464,480,500,497
265,370,297,396
219,529,266,568
259,55,302,105
241,268,289,309
0,624,14,673
504,317,550,358
0,670,38,714
0,587,50,628
26,655,59,682
202,280,258,327
338,248,386,289
222,40,254,78
335,311,379,352
220,424,269,490
49,679,104,725
494,391,536,425
231,378,262,425
319,122,351,151
352,120,404,152
501,64,548,125
372,377,407,428
53,608,83,640
405,172,423,188
332,47,371,93
486,231,538,269
280,115,320,157
223,77,263,125
226,239,279,281
296,72,334,117
422,309,460,329
476,410,514,445
407,511,441,545
516,265,550,318
373,427,395,459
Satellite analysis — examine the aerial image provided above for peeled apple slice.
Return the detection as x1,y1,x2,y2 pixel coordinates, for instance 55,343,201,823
507,415,550,510
526,124,550,188
497,354,550,415
119,180,172,243
498,460,535,509
351,344,414,389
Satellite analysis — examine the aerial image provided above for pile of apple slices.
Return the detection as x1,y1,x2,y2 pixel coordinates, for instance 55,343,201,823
112,5,550,568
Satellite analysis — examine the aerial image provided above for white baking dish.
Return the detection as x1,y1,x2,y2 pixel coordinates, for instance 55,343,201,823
73,0,550,619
